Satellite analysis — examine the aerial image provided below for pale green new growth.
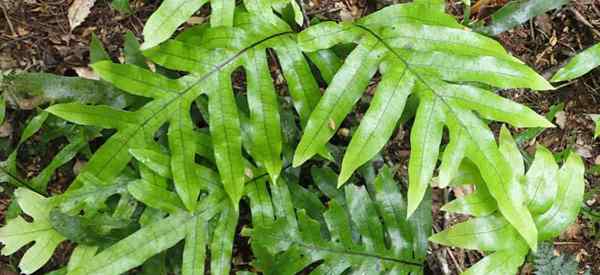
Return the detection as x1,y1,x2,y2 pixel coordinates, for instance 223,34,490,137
430,129,585,275
0,189,65,274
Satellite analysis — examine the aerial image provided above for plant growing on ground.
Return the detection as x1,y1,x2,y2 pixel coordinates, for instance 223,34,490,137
430,127,585,274
292,0,553,253
0,0,588,274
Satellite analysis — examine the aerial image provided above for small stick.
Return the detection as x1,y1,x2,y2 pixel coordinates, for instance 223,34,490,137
570,7,600,38
0,2,16,37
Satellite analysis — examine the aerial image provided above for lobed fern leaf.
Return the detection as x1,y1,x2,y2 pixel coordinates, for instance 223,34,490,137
430,127,585,274
141,0,304,50
143,11,336,188
292,2,554,250
0,188,66,274
248,165,431,274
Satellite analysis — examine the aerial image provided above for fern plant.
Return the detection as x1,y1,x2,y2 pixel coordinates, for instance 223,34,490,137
247,165,431,274
291,1,553,252
0,1,585,274
430,127,585,274
141,0,304,49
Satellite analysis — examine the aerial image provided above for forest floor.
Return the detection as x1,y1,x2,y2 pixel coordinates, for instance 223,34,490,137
0,0,599,274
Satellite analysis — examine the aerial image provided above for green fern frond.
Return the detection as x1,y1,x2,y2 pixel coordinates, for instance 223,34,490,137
430,127,585,274
248,165,431,274
291,2,554,250
141,0,304,50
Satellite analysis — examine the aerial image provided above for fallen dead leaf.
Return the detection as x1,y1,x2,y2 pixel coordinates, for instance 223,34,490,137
555,111,567,129
73,67,99,80
0,121,12,138
575,144,593,159
68,0,96,30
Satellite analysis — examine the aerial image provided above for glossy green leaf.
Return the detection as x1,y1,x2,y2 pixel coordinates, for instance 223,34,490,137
2,72,134,109
441,161,497,216
128,179,185,214
595,115,600,139
293,36,387,167
524,145,558,214
462,242,529,275
123,31,147,68
293,3,553,229
535,153,585,240
182,216,208,275
551,43,600,82
245,48,282,182
145,12,331,193
430,215,520,251
169,97,204,211
68,190,229,275
207,73,245,205
499,126,524,175
141,0,209,50
478,0,569,35
339,61,415,185
90,33,111,63
20,111,48,143
0,94,5,124
433,132,587,275
0,188,65,274
250,166,430,274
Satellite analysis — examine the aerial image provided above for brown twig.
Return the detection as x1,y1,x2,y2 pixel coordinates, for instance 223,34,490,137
569,7,600,38
0,2,16,37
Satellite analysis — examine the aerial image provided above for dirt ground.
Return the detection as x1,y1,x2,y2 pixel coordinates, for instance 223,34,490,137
0,0,599,274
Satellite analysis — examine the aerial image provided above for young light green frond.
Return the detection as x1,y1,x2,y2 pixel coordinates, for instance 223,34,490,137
0,188,65,274
499,125,525,175
461,244,529,275
432,135,586,275
535,153,585,240
551,42,600,82
524,145,559,214
429,215,521,251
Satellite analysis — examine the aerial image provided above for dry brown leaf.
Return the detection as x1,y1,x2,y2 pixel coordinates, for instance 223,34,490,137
68,0,96,30
73,67,99,80
555,111,566,129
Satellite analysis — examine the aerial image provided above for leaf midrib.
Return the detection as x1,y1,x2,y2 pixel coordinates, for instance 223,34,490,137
80,31,293,185
353,23,514,210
